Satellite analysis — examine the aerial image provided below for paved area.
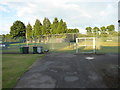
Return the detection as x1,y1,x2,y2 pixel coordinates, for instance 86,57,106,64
14,53,118,88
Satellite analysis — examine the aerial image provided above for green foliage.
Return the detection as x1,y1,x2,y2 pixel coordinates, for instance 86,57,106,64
93,27,100,33
67,28,79,33
26,23,32,39
106,24,115,35
1,34,6,42
74,28,79,33
85,27,92,35
42,17,51,35
51,17,59,34
33,19,42,38
85,24,117,37
62,22,67,33
8,17,81,38
93,27,100,37
100,26,106,34
9,18,118,39
1,34,13,42
10,20,26,38
57,19,64,34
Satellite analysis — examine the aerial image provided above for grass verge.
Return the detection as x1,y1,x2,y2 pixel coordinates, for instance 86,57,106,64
2,54,44,89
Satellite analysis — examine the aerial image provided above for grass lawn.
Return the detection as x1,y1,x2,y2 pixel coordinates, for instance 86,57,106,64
2,54,44,89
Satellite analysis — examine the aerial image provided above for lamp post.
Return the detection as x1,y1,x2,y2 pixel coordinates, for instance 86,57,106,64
118,20,120,31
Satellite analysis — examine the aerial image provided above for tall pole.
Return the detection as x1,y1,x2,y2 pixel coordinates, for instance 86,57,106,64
26,27,28,46
118,20,120,31
93,37,96,54
76,38,78,53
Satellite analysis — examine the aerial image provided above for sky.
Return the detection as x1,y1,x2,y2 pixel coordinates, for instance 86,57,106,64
0,0,119,34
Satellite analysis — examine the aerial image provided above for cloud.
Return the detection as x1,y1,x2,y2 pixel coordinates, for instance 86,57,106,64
0,0,119,34
0,6,10,12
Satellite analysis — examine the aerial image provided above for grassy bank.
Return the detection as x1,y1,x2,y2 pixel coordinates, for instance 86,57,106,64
2,54,44,88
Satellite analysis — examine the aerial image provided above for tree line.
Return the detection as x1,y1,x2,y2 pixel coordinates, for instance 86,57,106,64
10,17,79,39
1,17,119,42
85,25,117,37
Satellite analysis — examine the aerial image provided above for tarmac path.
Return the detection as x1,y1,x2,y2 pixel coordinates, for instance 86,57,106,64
14,53,118,88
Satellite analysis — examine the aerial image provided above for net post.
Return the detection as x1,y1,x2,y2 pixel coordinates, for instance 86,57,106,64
93,37,96,54
76,38,78,53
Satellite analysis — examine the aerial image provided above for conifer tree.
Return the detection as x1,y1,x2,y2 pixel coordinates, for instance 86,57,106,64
42,17,51,35
33,19,42,38
26,23,32,40
51,17,59,34
57,19,67,34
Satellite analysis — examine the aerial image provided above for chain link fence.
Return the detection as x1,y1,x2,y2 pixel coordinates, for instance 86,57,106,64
1,33,119,54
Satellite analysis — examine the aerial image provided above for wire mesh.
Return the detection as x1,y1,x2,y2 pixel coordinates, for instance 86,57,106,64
1,34,119,54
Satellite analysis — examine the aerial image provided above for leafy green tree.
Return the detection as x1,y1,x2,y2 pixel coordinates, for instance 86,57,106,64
85,27,92,35
67,28,79,33
42,17,51,35
1,34,6,42
74,28,79,33
51,17,59,34
93,27,100,36
106,25,115,35
100,26,107,36
5,34,12,42
10,20,26,38
33,19,42,38
26,23,32,39
67,29,72,33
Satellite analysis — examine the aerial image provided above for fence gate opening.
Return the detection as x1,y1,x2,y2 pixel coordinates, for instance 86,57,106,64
76,37,96,54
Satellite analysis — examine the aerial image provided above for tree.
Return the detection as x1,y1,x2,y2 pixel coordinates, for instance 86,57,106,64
42,17,51,35
26,23,32,40
5,34,12,42
10,20,26,38
33,19,42,38
93,27,100,36
85,27,92,35
56,19,63,34
100,26,107,35
63,22,67,33
67,28,79,33
51,17,59,34
106,25,115,35
74,28,79,33
56,19,67,34
2,34,6,42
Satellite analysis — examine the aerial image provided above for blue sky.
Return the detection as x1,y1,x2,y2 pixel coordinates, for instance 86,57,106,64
0,0,119,34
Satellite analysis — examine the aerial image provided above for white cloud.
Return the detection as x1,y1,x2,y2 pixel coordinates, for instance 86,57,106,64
0,23,12,34
0,0,119,34
0,6,10,12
